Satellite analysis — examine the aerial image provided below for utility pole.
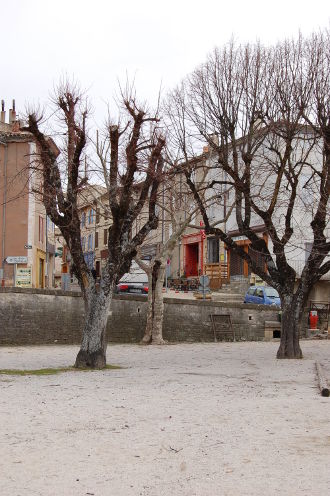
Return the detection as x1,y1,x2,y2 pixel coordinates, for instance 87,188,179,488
0,137,8,286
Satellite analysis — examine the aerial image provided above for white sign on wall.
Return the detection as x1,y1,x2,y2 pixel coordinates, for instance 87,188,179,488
15,267,32,288
6,256,28,264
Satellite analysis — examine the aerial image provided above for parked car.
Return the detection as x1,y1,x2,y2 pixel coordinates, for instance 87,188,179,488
115,261,148,295
244,285,281,306
116,282,148,295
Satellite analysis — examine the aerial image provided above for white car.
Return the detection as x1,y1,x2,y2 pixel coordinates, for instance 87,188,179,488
116,261,149,295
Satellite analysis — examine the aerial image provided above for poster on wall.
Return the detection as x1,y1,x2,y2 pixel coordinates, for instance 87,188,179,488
15,267,32,288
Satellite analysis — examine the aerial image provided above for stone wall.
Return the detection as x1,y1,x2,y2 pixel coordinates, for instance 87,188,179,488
0,287,84,345
162,299,280,342
0,287,286,346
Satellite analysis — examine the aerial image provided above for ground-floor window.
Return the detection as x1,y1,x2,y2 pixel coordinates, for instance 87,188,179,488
207,237,219,263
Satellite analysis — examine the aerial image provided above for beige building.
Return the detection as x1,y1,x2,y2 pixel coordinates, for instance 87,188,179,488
0,101,56,288
77,184,107,277
58,182,172,283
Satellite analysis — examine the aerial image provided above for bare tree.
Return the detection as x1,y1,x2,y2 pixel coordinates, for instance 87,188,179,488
135,165,233,345
25,83,165,368
167,36,329,359
135,174,199,345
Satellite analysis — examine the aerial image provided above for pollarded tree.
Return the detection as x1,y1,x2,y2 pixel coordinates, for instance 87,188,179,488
25,82,165,368
135,174,201,345
135,160,233,345
167,36,329,359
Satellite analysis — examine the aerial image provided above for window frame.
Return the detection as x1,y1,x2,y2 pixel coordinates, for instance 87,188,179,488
87,234,93,251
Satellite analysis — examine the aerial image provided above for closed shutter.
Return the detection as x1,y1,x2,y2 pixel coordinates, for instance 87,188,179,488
248,246,266,274
230,250,244,276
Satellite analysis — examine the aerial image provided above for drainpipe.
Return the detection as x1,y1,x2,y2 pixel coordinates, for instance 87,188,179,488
0,138,8,286
178,239,181,277
45,215,48,287
161,182,165,244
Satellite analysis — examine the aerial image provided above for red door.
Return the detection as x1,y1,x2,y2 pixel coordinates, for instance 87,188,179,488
185,243,199,277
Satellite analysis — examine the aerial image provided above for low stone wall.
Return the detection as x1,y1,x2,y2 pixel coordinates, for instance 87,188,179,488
0,287,84,345
162,298,281,343
110,296,282,343
0,287,286,346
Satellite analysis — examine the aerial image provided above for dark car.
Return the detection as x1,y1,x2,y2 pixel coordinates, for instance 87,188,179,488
244,285,281,306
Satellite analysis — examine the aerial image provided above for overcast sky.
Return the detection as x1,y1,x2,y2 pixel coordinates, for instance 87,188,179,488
1,0,329,129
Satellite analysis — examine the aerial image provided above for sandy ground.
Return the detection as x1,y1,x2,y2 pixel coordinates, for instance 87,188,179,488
1,341,330,496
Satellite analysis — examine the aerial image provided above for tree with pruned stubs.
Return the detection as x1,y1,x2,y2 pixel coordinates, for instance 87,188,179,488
166,33,330,359
135,171,199,345
25,82,165,368
134,158,234,345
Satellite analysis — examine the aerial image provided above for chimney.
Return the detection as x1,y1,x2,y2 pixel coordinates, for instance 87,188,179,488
9,99,16,124
12,99,16,121
0,100,5,123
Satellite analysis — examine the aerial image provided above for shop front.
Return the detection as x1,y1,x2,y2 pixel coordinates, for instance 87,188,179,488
182,232,204,277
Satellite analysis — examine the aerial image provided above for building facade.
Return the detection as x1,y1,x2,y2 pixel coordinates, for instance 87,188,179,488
0,101,56,288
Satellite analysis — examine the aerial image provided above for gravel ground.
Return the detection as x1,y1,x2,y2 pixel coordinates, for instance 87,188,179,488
1,341,330,496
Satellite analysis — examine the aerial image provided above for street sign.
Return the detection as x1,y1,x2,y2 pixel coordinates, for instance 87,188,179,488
24,244,32,249
15,267,32,288
199,275,210,299
199,275,210,288
6,256,28,264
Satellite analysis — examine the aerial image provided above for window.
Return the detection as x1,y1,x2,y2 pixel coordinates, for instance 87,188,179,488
95,232,99,248
88,234,93,251
81,212,86,228
46,216,52,232
88,209,95,225
104,229,108,245
207,237,219,263
305,242,313,262
81,236,86,252
265,287,279,298
96,209,100,224
300,174,314,207
248,287,255,295
39,216,44,243
255,288,264,298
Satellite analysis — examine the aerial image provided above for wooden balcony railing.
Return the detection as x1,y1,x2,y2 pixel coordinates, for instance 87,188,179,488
205,262,229,289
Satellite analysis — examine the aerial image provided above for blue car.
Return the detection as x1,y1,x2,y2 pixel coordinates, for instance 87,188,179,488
244,285,281,307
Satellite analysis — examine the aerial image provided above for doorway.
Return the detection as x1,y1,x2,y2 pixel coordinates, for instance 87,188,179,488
38,258,44,288
185,243,199,277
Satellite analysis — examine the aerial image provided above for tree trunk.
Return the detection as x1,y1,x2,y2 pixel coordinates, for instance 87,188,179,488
151,263,166,344
140,260,166,345
277,294,304,359
140,269,154,344
75,285,113,368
